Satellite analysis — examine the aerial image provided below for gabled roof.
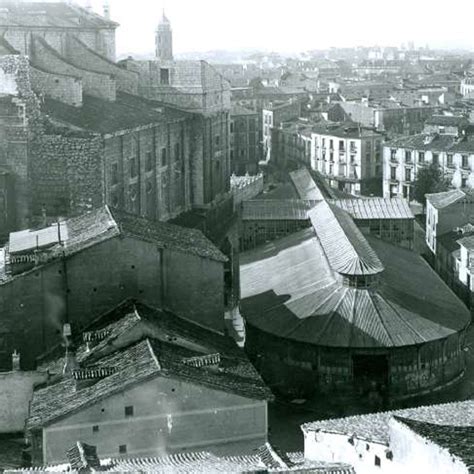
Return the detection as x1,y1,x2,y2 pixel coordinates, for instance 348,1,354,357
393,416,474,468
241,199,317,221
309,201,384,276
301,400,474,445
28,302,272,431
426,189,467,209
329,198,414,220
289,168,326,201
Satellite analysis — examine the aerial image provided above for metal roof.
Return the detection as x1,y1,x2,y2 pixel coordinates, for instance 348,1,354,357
240,228,470,349
309,201,384,276
289,168,326,201
330,198,414,220
9,222,68,254
426,189,467,210
241,199,317,221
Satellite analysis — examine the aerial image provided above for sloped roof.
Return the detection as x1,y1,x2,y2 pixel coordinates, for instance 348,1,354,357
289,168,326,201
301,400,474,445
387,133,456,152
0,2,118,29
309,201,384,276
426,189,466,209
28,302,272,431
241,199,317,221
425,115,469,127
393,416,474,468
329,198,414,220
240,227,469,348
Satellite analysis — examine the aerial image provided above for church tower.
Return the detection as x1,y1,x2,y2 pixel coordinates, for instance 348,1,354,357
155,9,173,61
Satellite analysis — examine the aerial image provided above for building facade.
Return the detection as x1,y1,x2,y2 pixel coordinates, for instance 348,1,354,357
311,123,384,196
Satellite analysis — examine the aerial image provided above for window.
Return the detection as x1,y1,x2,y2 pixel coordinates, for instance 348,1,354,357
125,405,134,417
145,152,153,172
322,138,326,147
92,425,99,433
405,168,411,182
230,122,234,133
447,153,453,167
339,140,344,150
161,148,167,167
432,153,439,166
160,68,170,85
329,139,334,149
390,149,397,160
375,455,381,467
119,445,127,454
111,163,118,185
405,151,411,163
418,151,425,164
130,158,137,178
462,155,469,169
391,168,397,180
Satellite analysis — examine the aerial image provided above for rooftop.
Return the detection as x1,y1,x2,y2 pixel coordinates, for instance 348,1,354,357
311,122,381,139
0,2,118,29
43,93,189,135
301,400,474,446
240,207,470,348
241,199,317,221
426,189,468,210
28,301,272,431
425,115,469,127
329,198,414,220
387,133,456,152
231,103,257,116
289,168,326,201
394,416,474,468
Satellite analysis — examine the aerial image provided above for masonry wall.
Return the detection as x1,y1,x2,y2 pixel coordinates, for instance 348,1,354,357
0,370,48,433
31,35,116,101
64,35,138,95
230,114,260,175
39,376,267,464
30,66,83,107
0,236,225,369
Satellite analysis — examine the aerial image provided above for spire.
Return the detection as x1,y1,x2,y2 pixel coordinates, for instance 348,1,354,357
155,5,173,61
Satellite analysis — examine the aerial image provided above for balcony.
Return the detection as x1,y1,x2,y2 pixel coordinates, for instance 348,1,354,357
389,156,398,164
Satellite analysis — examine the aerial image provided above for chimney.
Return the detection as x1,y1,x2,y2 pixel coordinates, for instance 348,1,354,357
62,324,78,377
12,350,20,371
103,0,110,20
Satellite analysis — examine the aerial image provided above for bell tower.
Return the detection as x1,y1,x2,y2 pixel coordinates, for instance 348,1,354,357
155,9,173,61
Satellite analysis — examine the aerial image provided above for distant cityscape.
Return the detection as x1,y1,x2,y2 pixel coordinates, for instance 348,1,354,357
0,1,473,473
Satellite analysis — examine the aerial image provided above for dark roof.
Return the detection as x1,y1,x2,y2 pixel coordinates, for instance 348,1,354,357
28,301,272,431
393,416,474,468
425,115,469,127
387,133,456,151
309,201,384,276
0,2,118,28
241,199,317,221
240,225,470,348
43,93,188,135
311,122,381,139
329,198,414,220
302,400,474,445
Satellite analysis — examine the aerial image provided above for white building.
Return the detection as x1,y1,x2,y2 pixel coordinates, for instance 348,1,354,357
460,77,474,98
311,123,383,196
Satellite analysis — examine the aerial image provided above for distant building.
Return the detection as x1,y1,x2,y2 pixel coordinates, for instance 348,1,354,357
155,10,173,61
26,301,272,465
240,200,470,400
262,100,301,163
382,135,474,200
460,77,474,98
311,122,384,196
230,104,260,174
302,400,474,474
0,206,229,370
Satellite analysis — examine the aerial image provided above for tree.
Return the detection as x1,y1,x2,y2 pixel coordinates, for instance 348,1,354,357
413,163,450,212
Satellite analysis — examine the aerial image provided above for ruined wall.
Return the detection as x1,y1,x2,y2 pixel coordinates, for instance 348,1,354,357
30,66,83,107
31,35,116,101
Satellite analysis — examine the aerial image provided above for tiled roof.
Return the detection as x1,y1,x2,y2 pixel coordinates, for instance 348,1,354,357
240,227,470,348
43,93,188,135
386,133,456,151
0,2,118,28
28,301,272,430
301,400,474,445
329,198,414,220
309,201,384,276
7,447,356,473
289,168,326,201
109,207,227,263
393,416,474,468
425,115,469,127
310,122,382,139
241,199,317,221
426,189,467,209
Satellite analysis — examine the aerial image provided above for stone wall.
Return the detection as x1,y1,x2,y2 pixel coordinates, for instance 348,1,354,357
30,66,83,107
64,35,138,95
231,173,264,207
31,35,116,101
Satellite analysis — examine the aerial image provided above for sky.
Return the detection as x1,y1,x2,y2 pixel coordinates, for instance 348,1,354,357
83,0,474,57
